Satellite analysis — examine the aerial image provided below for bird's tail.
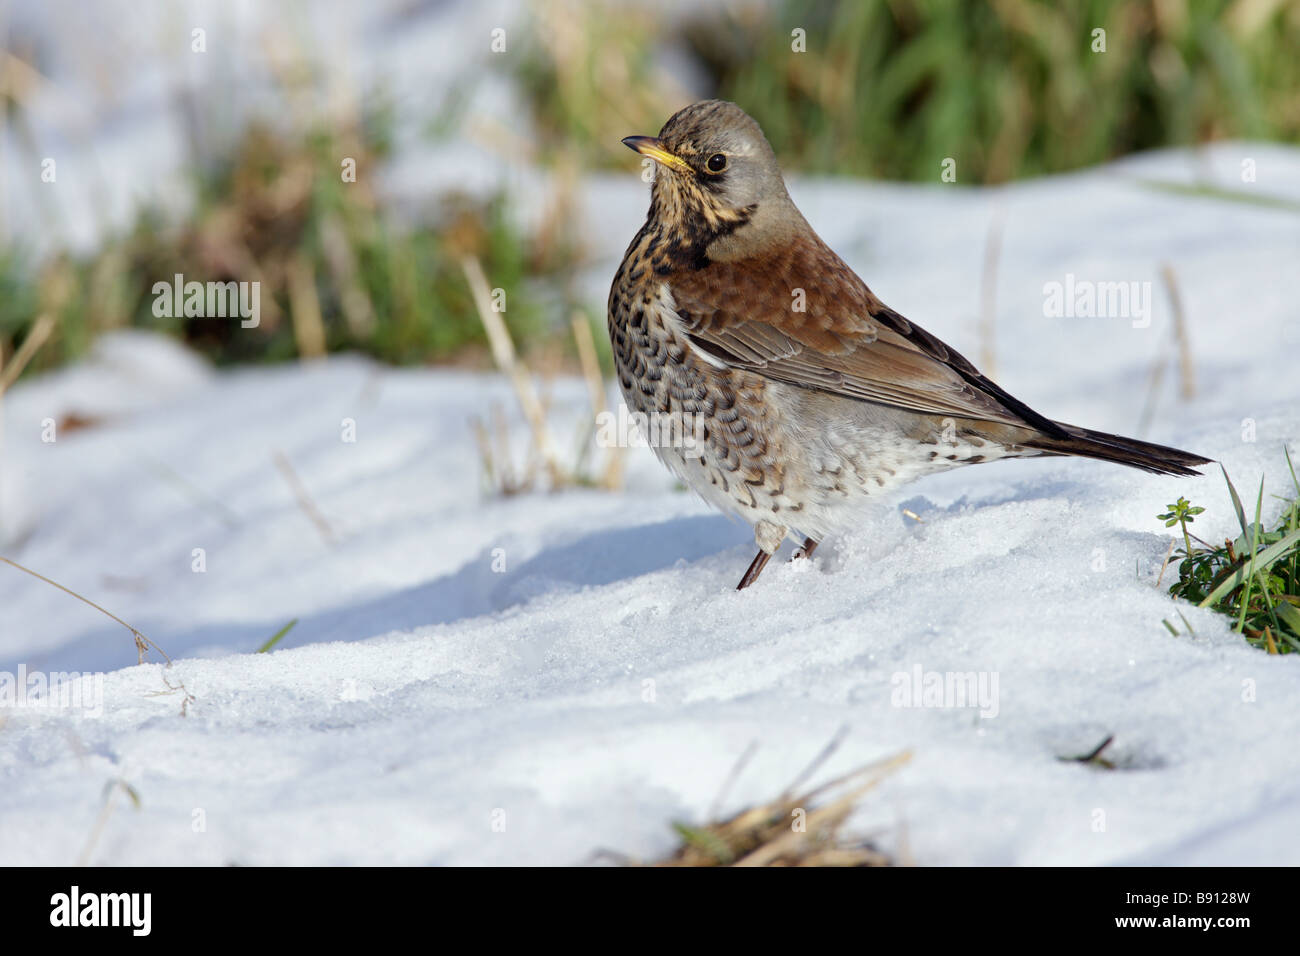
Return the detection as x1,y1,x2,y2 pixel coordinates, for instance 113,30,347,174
1023,423,1211,477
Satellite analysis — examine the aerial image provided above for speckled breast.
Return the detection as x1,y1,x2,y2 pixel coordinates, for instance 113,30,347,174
608,251,792,521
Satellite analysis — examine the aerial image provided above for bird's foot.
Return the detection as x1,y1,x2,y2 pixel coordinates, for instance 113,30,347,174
738,533,819,589
791,537,819,562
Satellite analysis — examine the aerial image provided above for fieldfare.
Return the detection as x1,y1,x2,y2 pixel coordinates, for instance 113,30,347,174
608,100,1209,590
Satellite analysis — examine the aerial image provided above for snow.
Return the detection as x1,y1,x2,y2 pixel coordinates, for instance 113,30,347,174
2,144,1299,865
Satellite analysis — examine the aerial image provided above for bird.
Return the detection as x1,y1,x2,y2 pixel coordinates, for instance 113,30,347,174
607,99,1210,591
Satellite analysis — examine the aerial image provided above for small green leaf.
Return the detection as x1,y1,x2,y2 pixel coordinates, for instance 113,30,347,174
257,618,298,654
670,822,735,864
1221,465,1249,538
1276,602,1300,636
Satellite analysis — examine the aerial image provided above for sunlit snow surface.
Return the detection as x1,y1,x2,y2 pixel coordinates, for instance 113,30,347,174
1,146,1298,865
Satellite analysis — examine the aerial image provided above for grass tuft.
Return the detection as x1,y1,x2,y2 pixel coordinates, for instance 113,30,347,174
1162,453,1300,653
633,744,912,867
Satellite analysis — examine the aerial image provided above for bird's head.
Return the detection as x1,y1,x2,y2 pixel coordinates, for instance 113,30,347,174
622,100,800,266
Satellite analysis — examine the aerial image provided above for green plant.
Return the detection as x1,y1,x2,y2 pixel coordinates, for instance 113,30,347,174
1164,455,1300,653
685,0,1300,183
1157,495,1205,564
0,121,568,380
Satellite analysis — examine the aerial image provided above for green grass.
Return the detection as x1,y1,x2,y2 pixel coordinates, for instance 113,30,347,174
257,619,298,654
1163,454,1300,653
517,0,1300,184
0,117,573,381
702,0,1300,183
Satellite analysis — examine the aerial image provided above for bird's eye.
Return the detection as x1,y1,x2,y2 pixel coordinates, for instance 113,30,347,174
706,153,727,173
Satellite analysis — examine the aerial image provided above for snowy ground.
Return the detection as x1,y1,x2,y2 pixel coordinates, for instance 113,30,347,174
1,145,1299,865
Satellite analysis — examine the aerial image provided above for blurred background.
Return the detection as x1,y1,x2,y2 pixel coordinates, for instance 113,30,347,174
2,0,1298,382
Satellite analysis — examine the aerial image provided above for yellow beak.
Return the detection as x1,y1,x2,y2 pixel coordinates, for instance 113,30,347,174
622,136,690,174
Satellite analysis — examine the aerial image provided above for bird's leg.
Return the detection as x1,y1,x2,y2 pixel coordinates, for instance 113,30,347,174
736,520,787,590
736,549,773,590
792,537,819,561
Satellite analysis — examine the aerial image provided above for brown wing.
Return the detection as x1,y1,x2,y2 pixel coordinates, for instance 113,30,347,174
670,235,1069,438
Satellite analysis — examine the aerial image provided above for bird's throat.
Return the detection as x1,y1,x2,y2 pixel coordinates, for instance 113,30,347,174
647,176,755,272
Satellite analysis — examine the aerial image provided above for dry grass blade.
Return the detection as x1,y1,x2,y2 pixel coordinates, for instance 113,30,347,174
1137,263,1197,436
570,311,607,423
650,747,912,867
978,206,1004,379
287,252,328,360
1160,263,1195,401
1154,538,1177,588
320,211,376,337
76,778,141,866
0,313,56,396
272,450,336,545
780,723,849,800
707,740,759,822
139,453,242,530
734,772,893,867
0,556,170,664
470,415,497,492
461,255,566,486
571,311,625,491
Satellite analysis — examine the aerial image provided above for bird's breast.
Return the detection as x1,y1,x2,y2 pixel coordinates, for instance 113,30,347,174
608,252,798,519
